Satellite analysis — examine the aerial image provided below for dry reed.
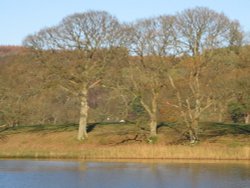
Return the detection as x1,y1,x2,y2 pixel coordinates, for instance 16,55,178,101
0,145,249,160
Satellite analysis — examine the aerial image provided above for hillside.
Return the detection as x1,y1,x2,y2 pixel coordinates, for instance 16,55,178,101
0,46,25,57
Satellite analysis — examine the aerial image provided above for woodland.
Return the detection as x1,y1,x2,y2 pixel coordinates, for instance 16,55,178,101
0,7,249,144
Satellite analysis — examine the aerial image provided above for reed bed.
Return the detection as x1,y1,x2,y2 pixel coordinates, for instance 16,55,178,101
0,145,249,160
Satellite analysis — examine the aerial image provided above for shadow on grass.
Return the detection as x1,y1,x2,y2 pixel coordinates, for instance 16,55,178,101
87,123,98,133
157,122,188,137
157,122,177,129
157,122,250,144
1,121,249,141
199,122,250,140
0,121,135,135
0,124,78,135
87,121,136,133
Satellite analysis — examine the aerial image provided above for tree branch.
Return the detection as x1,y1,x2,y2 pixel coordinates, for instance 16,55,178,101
88,79,101,89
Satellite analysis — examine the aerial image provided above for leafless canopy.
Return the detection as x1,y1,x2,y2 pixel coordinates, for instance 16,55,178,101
23,11,121,52
121,16,176,57
175,7,242,56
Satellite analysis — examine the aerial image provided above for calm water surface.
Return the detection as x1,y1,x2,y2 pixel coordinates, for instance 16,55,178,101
0,159,249,188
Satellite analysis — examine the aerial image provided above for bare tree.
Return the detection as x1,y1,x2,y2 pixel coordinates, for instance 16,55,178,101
118,17,175,137
168,56,213,143
228,20,243,47
175,7,242,56
122,16,176,58
23,11,123,140
121,57,169,137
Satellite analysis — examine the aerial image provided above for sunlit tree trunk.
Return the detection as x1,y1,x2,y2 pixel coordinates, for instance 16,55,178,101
245,113,250,124
141,90,158,137
77,86,89,140
187,99,200,143
149,110,157,137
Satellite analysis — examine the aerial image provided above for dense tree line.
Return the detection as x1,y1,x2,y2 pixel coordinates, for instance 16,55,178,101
0,7,249,142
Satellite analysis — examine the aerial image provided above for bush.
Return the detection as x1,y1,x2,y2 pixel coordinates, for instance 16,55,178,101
228,102,246,123
129,96,147,120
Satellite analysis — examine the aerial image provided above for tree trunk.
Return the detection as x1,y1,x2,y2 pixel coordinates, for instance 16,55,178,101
77,87,89,141
188,129,196,143
189,118,199,143
245,113,250,124
140,91,158,137
149,115,157,137
193,119,199,139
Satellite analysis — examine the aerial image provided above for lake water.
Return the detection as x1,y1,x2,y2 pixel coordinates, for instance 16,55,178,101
0,159,249,188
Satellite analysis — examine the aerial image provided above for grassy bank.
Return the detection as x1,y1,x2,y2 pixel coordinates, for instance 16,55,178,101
0,122,249,160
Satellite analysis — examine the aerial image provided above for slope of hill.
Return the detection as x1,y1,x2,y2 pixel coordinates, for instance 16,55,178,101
0,46,25,57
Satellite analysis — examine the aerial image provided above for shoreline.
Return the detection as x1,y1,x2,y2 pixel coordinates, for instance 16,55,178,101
0,145,249,161
0,156,249,165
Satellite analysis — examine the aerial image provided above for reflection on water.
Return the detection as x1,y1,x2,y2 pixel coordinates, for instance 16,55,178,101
0,160,249,188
